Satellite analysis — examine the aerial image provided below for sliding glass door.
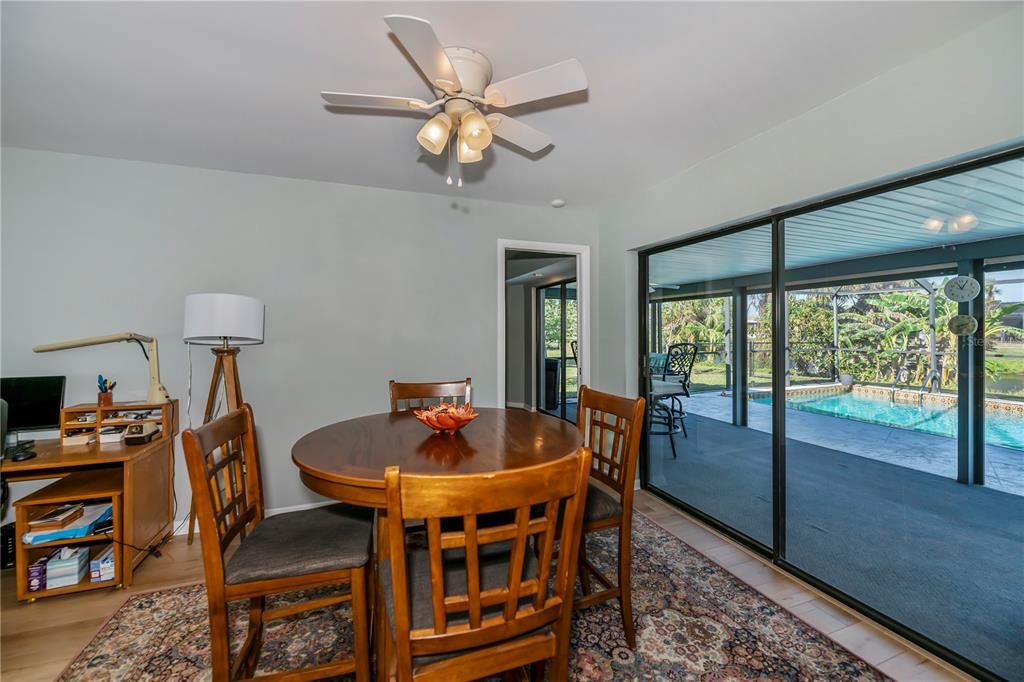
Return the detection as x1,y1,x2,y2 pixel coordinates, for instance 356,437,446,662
538,280,578,422
639,146,1024,680
644,224,774,548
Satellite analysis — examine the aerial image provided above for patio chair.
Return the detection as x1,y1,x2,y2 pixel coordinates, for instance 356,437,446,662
661,342,698,395
648,343,696,458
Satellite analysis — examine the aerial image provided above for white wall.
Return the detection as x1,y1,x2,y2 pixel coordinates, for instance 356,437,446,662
591,8,1024,397
0,148,598,518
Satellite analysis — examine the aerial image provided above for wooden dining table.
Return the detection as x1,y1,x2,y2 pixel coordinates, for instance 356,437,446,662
292,407,584,674
291,407,583,508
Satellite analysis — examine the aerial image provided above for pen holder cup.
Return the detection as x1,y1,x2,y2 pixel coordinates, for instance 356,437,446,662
98,392,114,407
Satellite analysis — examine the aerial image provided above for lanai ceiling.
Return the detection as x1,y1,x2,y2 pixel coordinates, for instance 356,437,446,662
648,157,1024,290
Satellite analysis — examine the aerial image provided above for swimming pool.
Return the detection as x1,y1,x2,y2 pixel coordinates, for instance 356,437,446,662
751,392,1024,451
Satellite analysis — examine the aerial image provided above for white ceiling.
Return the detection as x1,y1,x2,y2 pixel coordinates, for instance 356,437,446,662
1,2,1009,208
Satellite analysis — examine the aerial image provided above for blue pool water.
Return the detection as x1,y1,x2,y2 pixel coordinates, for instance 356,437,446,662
751,392,1024,451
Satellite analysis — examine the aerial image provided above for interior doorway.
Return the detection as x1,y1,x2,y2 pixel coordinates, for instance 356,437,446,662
497,240,589,418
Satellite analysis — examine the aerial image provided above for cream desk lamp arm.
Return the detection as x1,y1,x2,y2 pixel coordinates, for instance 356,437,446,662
33,332,171,404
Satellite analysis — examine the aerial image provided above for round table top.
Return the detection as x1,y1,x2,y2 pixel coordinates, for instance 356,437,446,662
292,408,583,504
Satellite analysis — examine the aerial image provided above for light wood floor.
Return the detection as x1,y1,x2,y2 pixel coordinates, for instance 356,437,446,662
1,491,972,681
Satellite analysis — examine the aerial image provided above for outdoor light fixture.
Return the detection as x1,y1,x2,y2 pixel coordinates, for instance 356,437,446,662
920,212,978,234
457,131,483,163
417,113,452,155
950,213,978,233
459,109,492,151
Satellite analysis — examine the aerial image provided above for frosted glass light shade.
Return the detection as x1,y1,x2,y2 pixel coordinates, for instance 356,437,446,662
183,293,265,345
457,132,483,163
416,113,452,155
459,109,492,151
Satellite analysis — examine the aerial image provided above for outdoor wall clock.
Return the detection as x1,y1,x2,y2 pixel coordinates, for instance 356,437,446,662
943,275,981,302
948,314,979,336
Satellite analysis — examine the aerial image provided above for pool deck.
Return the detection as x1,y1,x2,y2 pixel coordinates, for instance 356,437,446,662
678,391,1024,496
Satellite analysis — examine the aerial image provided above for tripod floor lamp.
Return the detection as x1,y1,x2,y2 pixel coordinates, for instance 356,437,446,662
183,293,265,544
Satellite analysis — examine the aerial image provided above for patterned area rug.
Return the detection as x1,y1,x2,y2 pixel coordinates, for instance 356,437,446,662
61,514,889,681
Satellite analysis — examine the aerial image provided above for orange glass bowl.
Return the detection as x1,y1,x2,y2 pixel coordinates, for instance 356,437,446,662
413,403,480,435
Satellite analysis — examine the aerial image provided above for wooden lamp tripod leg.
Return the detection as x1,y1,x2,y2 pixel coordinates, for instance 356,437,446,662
187,349,243,545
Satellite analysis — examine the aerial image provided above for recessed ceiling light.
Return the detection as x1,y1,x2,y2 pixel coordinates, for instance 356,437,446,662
533,272,543,277
551,199,566,208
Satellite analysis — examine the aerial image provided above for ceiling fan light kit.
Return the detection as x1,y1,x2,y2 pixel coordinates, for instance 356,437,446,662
457,133,483,163
417,112,452,155
320,14,587,184
459,109,492,152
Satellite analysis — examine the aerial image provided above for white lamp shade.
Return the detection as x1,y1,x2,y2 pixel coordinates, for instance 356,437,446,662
183,293,265,345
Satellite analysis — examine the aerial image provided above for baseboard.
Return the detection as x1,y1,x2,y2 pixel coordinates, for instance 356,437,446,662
172,500,336,536
506,401,533,410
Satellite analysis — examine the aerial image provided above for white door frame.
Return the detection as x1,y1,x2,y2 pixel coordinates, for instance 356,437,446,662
497,239,591,408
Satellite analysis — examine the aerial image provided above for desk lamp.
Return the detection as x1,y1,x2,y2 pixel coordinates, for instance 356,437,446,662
183,292,264,543
33,332,171,404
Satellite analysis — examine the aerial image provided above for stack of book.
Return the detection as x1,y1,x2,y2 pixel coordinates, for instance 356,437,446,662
28,504,84,532
62,430,96,446
22,504,113,545
98,426,126,444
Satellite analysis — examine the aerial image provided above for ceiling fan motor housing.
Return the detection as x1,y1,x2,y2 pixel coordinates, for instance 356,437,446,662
444,46,493,98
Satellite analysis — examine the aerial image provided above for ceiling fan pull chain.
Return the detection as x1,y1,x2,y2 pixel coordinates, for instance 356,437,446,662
446,129,454,186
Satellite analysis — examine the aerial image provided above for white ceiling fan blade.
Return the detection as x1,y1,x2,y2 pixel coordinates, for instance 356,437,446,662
486,114,551,153
320,92,429,110
484,59,587,108
383,15,462,94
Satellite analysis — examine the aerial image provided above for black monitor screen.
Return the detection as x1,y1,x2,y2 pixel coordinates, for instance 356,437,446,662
1,376,66,432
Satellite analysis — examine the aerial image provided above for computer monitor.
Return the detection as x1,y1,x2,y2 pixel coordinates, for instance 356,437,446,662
0,376,66,435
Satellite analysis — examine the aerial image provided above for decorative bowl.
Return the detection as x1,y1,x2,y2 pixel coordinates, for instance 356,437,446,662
413,403,479,435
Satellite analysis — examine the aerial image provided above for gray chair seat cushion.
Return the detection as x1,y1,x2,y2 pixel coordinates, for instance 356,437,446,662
541,483,623,537
225,503,374,585
584,483,622,524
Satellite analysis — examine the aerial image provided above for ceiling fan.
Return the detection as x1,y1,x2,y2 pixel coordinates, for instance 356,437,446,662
320,15,587,172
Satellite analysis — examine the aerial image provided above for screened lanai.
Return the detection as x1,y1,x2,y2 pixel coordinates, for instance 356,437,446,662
641,150,1024,681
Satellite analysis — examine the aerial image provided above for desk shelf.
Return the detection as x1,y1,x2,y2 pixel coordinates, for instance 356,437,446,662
27,577,118,599
60,400,177,445
14,469,125,601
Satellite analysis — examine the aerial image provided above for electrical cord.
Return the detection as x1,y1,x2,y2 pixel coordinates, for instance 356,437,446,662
132,337,150,361
99,514,191,560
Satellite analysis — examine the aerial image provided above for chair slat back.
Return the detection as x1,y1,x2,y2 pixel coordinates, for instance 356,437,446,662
182,404,264,583
389,378,472,412
576,385,645,496
384,449,591,666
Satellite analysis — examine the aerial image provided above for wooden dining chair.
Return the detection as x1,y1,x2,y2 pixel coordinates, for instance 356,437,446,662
389,378,472,412
573,385,646,648
182,404,374,681
378,449,592,682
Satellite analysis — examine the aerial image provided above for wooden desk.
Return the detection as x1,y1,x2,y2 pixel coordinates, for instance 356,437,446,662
2,432,177,590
